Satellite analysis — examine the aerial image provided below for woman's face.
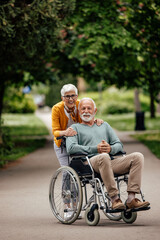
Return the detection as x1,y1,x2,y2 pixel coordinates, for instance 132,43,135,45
61,90,78,109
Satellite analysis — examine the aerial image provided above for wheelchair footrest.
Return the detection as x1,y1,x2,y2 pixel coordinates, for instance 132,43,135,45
106,209,124,213
106,206,150,214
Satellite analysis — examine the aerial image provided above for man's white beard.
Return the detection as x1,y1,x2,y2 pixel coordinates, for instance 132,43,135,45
80,113,95,122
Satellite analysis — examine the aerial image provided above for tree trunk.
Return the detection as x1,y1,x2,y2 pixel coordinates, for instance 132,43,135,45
156,92,160,113
150,90,155,118
0,77,5,122
148,78,155,118
134,88,141,112
98,82,103,101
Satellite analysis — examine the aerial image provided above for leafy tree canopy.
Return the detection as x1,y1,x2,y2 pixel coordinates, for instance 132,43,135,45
51,0,160,117
0,0,75,84
0,0,75,117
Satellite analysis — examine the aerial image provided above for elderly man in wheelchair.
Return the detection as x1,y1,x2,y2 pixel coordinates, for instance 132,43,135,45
49,97,150,225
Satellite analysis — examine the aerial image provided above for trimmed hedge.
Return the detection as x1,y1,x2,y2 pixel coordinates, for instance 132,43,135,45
102,101,134,114
3,88,36,113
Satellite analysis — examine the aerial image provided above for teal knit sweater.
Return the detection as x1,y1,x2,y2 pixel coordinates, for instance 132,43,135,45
66,122,123,157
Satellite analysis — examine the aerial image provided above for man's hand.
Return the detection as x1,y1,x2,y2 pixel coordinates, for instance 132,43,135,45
97,140,111,154
64,127,77,137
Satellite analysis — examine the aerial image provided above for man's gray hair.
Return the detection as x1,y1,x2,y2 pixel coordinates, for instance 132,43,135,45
78,98,96,110
61,84,78,96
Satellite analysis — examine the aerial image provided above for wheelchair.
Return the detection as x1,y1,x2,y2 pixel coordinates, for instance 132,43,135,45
49,141,150,226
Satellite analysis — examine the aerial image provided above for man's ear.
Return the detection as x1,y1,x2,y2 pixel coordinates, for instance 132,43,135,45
95,108,97,114
61,96,63,101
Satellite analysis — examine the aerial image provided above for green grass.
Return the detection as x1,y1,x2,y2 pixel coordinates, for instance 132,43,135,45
96,112,160,131
2,113,49,136
96,113,160,159
0,138,46,168
0,113,49,168
132,133,160,159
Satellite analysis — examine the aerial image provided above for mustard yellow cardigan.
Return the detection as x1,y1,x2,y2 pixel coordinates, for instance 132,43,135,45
52,100,82,147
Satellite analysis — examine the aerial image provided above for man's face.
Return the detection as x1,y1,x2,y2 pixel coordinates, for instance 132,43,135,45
62,90,78,109
79,100,97,122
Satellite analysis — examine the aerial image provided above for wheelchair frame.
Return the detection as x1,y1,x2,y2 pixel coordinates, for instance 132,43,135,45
49,152,150,226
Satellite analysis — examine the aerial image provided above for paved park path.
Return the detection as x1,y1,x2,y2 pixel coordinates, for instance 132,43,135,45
0,109,160,240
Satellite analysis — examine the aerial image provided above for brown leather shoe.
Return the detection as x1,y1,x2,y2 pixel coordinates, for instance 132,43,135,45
126,198,150,210
112,199,125,210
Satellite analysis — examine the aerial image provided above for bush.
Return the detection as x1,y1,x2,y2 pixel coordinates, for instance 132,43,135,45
0,120,14,167
102,101,134,115
3,88,36,113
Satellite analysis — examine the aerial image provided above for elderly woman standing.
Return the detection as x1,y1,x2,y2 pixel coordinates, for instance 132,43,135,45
52,84,80,167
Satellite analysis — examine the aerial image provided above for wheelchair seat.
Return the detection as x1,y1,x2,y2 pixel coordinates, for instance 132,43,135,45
69,157,92,177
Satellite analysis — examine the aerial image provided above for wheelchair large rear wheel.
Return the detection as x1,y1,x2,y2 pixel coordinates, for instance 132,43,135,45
49,166,83,224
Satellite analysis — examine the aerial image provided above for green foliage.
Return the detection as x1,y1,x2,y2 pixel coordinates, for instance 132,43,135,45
52,0,142,84
133,133,160,159
1,0,160,119
122,0,160,117
0,0,76,65
102,101,134,115
50,0,160,118
3,87,36,113
79,86,151,114
0,119,14,167
0,138,46,168
2,113,49,136
0,112,48,167
0,0,76,117
96,112,160,132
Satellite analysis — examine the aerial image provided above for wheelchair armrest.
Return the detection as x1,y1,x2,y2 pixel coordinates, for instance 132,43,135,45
70,152,88,159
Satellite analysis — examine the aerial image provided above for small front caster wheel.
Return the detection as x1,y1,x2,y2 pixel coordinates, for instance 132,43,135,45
121,211,137,224
85,207,100,226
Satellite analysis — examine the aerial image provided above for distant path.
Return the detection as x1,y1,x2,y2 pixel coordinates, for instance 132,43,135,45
0,109,160,240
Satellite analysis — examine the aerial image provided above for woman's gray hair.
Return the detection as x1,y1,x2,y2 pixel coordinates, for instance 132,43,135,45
78,98,96,110
61,84,78,96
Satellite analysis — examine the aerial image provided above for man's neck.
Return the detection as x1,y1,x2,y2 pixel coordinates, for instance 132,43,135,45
81,119,95,126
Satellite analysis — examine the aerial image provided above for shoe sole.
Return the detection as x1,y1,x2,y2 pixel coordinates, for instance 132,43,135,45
126,202,150,210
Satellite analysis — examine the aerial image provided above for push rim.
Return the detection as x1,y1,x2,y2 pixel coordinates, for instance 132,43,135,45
49,166,83,224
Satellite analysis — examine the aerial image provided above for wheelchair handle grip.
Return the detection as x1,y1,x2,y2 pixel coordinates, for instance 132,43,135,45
56,136,66,140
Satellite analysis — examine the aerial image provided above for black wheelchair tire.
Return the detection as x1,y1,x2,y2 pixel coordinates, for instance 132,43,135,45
121,211,137,224
85,207,100,226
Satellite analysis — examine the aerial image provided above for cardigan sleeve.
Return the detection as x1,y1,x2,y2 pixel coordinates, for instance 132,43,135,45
51,105,61,137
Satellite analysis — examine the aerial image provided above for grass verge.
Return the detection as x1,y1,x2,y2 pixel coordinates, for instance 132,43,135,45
96,113,160,160
97,112,160,131
132,133,160,159
2,113,49,136
0,113,49,168
0,138,46,168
